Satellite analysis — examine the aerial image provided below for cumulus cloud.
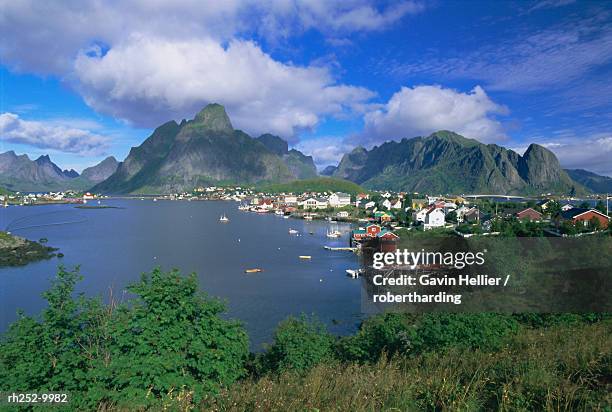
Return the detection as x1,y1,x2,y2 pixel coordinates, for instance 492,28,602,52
358,85,508,145
0,113,109,156
73,35,374,139
540,135,612,176
0,0,423,75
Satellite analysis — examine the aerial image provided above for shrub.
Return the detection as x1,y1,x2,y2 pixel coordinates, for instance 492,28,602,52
262,314,335,374
0,266,249,409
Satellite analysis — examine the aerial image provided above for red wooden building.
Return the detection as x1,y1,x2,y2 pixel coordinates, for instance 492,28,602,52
559,208,609,229
516,207,543,221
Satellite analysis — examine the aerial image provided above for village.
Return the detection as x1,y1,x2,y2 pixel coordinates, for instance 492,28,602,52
2,186,610,246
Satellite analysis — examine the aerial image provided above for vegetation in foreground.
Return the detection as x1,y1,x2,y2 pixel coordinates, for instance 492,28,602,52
0,231,58,267
258,177,366,195
0,267,609,411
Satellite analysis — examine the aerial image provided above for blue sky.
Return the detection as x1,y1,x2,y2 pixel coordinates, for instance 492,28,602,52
1,0,611,175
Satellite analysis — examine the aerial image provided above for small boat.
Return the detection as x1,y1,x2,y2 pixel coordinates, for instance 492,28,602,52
245,268,263,273
219,214,229,223
326,229,342,238
288,229,299,234
346,269,363,278
304,215,313,220
283,215,290,219
309,231,314,235
275,210,284,215
299,255,312,260
153,198,157,202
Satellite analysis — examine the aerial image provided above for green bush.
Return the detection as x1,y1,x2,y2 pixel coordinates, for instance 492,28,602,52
262,314,335,374
0,266,249,409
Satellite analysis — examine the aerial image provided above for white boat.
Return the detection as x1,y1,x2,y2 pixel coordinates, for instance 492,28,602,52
219,214,229,223
346,269,363,278
283,215,290,219
304,215,313,220
326,229,342,238
274,210,284,215
153,198,157,202
288,229,299,234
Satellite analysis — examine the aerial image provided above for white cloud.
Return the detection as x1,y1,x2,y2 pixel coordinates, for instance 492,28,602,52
539,135,612,176
0,0,423,75
295,137,355,167
0,113,110,156
73,35,374,139
358,85,508,145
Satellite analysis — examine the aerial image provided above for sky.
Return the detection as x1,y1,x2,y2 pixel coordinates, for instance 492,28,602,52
0,0,611,176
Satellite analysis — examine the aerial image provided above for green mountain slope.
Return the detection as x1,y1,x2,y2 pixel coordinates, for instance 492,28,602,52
93,104,316,194
565,169,612,193
259,177,364,195
332,131,585,195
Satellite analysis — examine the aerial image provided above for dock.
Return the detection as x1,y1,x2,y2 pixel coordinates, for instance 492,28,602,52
324,246,358,252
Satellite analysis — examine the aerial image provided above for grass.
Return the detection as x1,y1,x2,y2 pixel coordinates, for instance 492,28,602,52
259,177,366,195
205,321,611,411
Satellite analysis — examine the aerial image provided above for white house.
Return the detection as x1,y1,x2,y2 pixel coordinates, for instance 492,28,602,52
455,206,471,223
382,199,392,210
284,195,298,205
391,199,403,209
561,204,574,212
424,208,446,230
337,211,349,218
414,207,432,223
300,197,328,209
328,192,351,208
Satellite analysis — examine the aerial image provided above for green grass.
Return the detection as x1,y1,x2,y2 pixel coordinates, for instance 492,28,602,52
206,321,612,411
258,177,366,194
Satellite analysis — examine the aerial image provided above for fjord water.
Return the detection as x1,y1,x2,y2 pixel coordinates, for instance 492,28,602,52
0,200,362,349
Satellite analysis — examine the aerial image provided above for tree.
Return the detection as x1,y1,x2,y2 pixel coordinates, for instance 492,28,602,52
595,200,606,214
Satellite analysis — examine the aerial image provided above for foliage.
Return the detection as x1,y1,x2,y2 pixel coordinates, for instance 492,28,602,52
336,313,519,363
259,315,335,374
208,321,612,411
0,266,249,409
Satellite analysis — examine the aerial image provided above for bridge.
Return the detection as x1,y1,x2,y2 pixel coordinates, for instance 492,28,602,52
462,194,537,200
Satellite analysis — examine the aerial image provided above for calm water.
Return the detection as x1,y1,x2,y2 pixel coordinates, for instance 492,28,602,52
0,200,363,349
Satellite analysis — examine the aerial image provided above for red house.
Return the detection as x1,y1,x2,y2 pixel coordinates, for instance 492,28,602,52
559,208,609,229
516,208,543,221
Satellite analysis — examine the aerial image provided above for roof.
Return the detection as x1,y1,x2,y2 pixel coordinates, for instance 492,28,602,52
560,208,609,220
377,229,399,239
516,207,542,217
334,192,350,197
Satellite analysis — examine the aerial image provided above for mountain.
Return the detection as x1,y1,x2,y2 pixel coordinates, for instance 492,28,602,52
332,131,584,195
0,151,75,192
320,165,338,176
256,134,317,179
93,104,315,194
565,169,612,193
0,152,118,192
80,156,119,183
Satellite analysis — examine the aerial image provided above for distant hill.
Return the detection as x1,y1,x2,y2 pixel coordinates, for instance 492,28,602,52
259,177,365,195
332,131,585,195
320,165,338,176
565,169,612,193
0,152,118,192
93,104,316,194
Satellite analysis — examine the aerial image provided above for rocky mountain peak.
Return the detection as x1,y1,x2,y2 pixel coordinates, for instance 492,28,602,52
193,103,233,132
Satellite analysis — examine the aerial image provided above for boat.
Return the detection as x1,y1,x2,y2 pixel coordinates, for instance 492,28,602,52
219,214,229,223
346,269,363,278
299,255,312,260
326,229,342,238
304,214,313,220
288,229,299,234
153,198,158,202
283,215,290,219
274,210,284,215
245,268,263,273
